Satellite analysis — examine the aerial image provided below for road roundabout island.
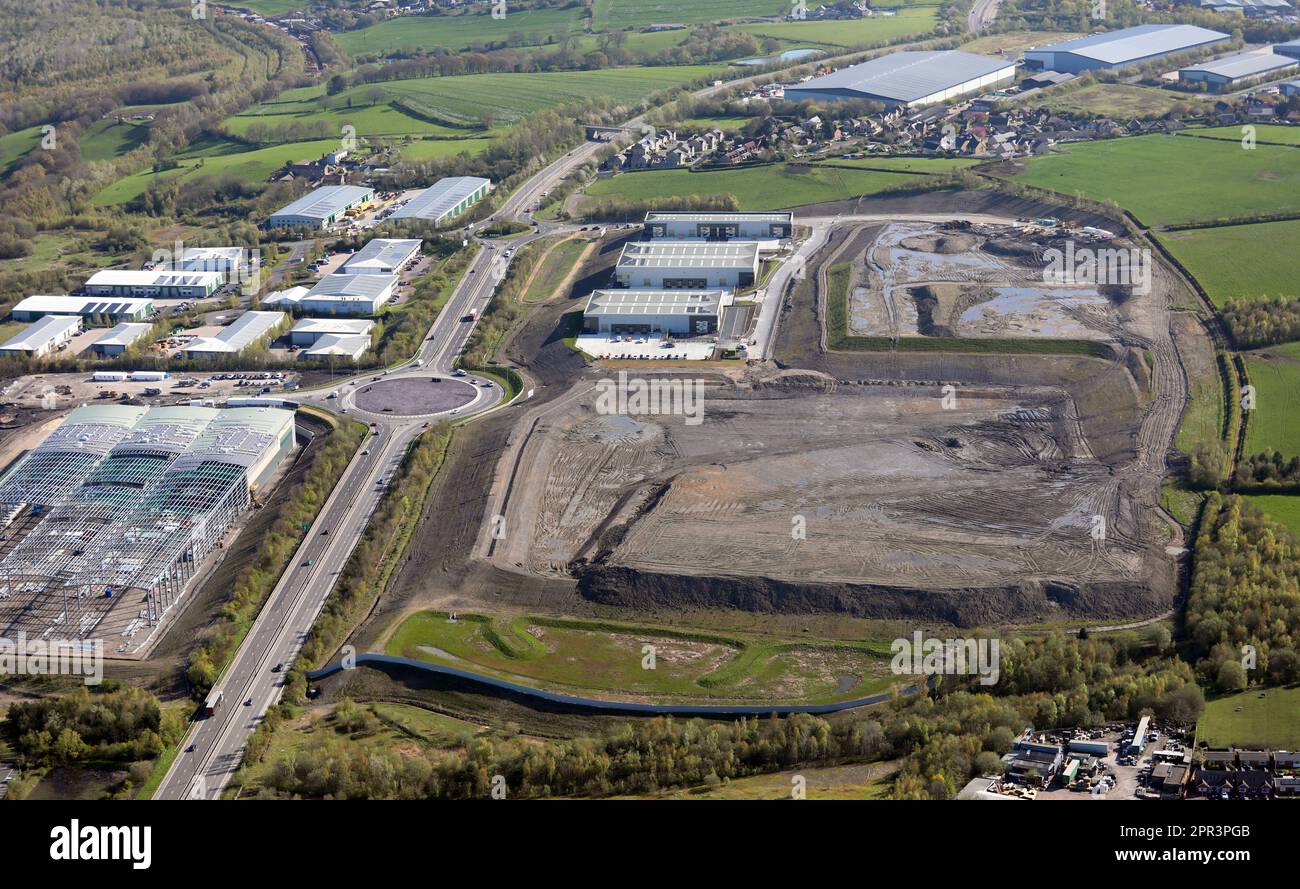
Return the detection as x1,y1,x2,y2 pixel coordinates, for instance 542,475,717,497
350,375,482,418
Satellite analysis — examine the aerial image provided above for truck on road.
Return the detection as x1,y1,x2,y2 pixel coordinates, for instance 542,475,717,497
202,690,224,718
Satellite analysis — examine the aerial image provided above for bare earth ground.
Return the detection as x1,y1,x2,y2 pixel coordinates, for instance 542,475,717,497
350,190,1196,648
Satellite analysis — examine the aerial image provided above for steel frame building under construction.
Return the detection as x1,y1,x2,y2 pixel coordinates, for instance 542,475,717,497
0,404,295,654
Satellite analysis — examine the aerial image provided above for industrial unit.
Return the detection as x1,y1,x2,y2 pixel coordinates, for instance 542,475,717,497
614,241,760,290
339,238,422,275
301,333,372,361
1179,50,1298,90
1284,78,1300,97
260,285,310,310
92,322,154,357
643,211,794,244
0,315,82,358
0,404,295,651
83,269,224,300
582,290,726,336
183,310,286,357
267,185,374,229
289,317,374,347
1276,38,1300,61
390,176,491,224
175,246,248,274
1022,24,1230,73
301,273,398,315
12,294,155,324
783,51,1017,108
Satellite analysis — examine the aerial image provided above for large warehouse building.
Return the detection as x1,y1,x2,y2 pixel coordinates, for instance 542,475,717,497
0,404,295,651
783,50,1016,109
582,290,726,336
1022,25,1229,73
391,177,491,224
83,269,222,300
1273,38,1300,61
12,294,154,324
92,322,153,357
0,315,81,358
301,273,398,315
183,310,285,357
1179,50,1298,90
267,185,374,229
614,241,760,290
339,238,422,275
643,212,794,244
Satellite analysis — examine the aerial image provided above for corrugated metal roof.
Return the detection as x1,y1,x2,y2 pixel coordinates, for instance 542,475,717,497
185,311,284,354
644,212,793,224
616,241,759,270
341,238,422,272
95,322,154,347
1,315,81,351
585,290,725,317
14,294,155,315
270,185,373,221
1028,25,1229,65
1182,51,1298,79
291,318,374,336
302,333,371,359
306,273,396,299
785,51,1014,103
84,270,221,289
391,177,490,221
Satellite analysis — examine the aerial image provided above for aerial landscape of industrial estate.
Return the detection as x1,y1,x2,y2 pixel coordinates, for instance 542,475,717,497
2,0,1300,841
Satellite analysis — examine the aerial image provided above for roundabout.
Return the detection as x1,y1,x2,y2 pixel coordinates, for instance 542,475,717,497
351,375,481,418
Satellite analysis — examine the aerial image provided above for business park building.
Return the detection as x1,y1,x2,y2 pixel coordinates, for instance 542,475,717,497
784,50,1016,109
1023,24,1229,73
0,404,295,654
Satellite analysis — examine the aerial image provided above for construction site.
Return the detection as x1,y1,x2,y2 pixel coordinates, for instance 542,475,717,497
462,209,1189,628
0,403,296,656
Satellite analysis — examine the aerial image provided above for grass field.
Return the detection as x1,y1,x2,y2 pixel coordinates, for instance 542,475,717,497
584,157,974,210
1243,349,1300,459
734,8,939,49
1198,685,1300,749
386,610,898,704
1016,133,1300,228
613,761,896,799
592,0,789,28
521,236,590,303
1175,352,1228,457
78,118,151,162
1159,219,1300,307
228,91,471,140
0,124,43,174
1040,83,1212,120
92,137,342,205
1185,124,1300,147
1244,494,1300,536
337,6,589,55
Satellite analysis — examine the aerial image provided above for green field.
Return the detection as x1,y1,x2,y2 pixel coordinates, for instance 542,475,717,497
386,610,898,704
78,118,151,162
0,124,44,174
522,236,589,303
1017,133,1300,228
734,8,939,49
1243,349,1300,459
337,6,589,55
228,90,471,140
1187,124,1300,147
592,0,788,28
1159,219,1300,307
91,137,343,205
1198,685,1300,749
585,157,974,210
1244,494,1300,536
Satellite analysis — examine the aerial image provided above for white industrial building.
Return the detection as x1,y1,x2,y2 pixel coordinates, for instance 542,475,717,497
301,273,398,315
783,51,1016,109
390,176,491,224
614,241,760,290
260,285,310,310
12,294,155,324
175,246,248,274
643,212,793,246
289,317,374,347
301,333,372,361
339,238,422,275
0,315,81,358
1179,50,1298,90
0,404,295,651
582,290,726,336
92,322,154,357
267,185,374,229
183,310,285,357
84,269,224,299
1023,25,1230,73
